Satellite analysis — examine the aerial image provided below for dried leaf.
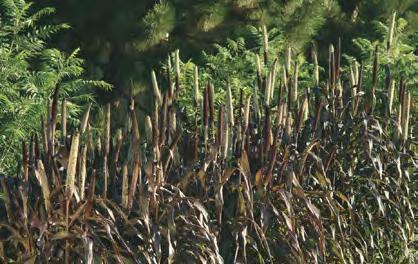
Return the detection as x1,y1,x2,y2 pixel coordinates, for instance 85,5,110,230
66,132,80,199
34,160,51,212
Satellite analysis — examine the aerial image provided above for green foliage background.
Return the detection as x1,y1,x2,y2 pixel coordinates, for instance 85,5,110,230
31,0,418,97
0,0,110,174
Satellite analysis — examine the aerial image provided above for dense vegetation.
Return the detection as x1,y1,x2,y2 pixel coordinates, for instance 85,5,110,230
1,22,418,264
35,0,418,96
0,0,110,174
0,0,417,263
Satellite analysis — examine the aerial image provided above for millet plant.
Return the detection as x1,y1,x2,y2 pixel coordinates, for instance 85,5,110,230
0,29,417,263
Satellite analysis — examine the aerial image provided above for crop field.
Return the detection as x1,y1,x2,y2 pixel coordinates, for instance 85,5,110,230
0,0,417,263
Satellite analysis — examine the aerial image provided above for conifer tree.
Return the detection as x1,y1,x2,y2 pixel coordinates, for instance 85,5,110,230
316,0,418,57
38,0,339,96
36,0,417,99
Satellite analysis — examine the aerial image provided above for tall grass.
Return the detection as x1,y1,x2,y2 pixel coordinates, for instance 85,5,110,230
0,43,416,263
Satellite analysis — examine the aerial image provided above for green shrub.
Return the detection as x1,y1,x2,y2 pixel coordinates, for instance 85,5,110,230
0,0,111,174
